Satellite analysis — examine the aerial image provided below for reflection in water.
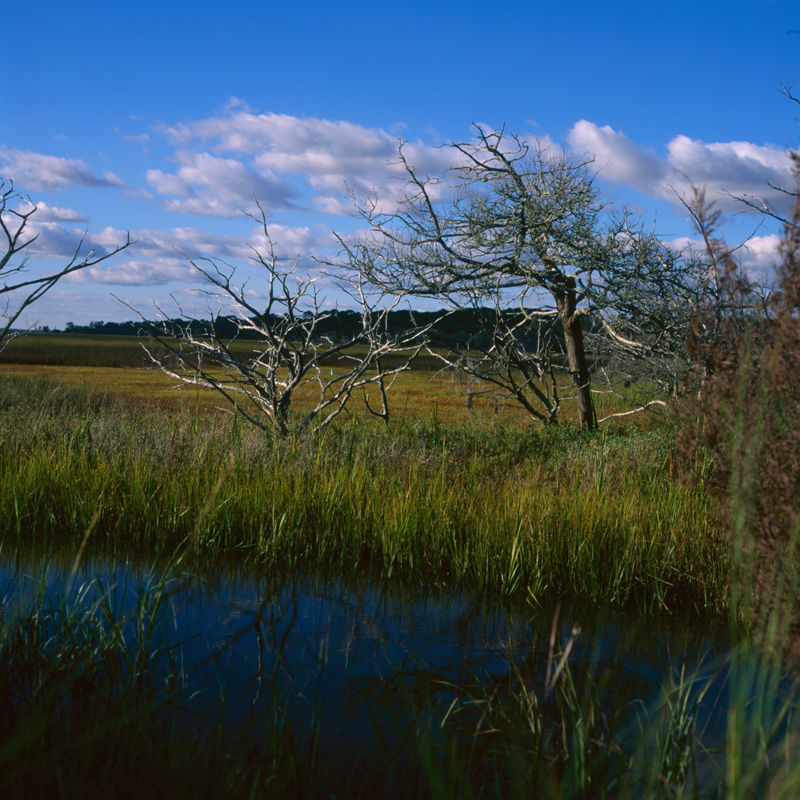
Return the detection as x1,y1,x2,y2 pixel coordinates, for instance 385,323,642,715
0,553,731,781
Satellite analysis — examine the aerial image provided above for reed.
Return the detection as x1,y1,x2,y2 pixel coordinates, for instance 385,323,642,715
1,366,799,796
0,373,726,616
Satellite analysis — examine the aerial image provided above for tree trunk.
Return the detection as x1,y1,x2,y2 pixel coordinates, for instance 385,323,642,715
557,279,596,431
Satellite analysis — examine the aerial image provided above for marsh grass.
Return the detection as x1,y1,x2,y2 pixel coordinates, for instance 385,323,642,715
0,332,673,428
0,373,725,616
2,368,800,796
0,333,148,368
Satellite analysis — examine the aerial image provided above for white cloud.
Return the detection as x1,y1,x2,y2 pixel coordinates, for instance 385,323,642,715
567,121,667,188
0,149,125,192
17,220,129,263
17,218,334,287
119,132,151,144
740,233,783,270
122,222,330,263
146,150,296,217
145,169,190,197
667,136,789,189
154,106,456,217
566,121,795,215
669,232,782,275
23,201,88,223
21,221,98,260
69,256,195,286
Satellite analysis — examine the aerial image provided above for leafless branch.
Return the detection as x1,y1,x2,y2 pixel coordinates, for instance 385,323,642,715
334,127,705,429
124,204,430,435
0,178,131,348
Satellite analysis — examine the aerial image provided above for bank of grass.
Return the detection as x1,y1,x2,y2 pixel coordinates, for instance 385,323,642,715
0,372,726,616
4,373,800,798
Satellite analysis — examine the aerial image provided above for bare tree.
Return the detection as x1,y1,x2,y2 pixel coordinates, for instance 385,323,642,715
582,202,715,411
336,127,702,430
129,207,430,436
0,178,131,347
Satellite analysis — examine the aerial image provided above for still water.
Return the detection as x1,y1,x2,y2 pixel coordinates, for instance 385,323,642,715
0,552,732,778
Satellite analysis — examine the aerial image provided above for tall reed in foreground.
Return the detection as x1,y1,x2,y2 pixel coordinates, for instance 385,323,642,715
675,177,800,797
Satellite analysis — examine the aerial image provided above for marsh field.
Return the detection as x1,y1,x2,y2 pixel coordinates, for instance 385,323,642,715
0,334,797,799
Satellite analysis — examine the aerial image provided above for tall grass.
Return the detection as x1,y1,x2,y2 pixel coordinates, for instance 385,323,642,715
1,360,800,795
0,373,726,616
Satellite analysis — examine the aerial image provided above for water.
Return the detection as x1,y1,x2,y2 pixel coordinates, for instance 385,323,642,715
0,552,734,784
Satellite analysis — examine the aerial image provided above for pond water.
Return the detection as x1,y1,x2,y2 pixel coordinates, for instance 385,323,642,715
0,552,735,785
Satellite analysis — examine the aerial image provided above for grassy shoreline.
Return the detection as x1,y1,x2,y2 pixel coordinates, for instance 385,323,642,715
6,369,800,798
0,371,727,617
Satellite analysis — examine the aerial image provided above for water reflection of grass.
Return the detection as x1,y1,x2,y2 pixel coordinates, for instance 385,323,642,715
0,565,323,798
0,562,797,799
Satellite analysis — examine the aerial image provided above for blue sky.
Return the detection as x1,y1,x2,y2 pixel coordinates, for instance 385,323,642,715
3,0,800,327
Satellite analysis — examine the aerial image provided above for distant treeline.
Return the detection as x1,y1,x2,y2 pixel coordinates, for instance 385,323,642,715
61,309,577,351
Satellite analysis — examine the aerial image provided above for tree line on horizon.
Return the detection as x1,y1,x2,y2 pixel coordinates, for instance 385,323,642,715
59,309,596,354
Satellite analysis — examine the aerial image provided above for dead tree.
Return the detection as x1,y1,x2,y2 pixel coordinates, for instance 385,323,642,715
0,178,130,347
129,206,429,436
335,127,701,430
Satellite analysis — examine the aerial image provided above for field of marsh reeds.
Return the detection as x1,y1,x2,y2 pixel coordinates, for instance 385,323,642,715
0,365,724,614
0,330,799,797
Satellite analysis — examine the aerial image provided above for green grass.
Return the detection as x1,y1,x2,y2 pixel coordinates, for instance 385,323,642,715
0,368,799,797
0,372,726,616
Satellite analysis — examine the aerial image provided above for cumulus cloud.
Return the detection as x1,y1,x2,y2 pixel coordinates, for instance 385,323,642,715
16,218,333,291
146,150,296,217
70,256,195,286
17,219,131,263
567,121,667,188
22,201,88,223
0,149,125,192
567,121,794,215
668,232,782,281
21,221,104,260
154,106,455,218
118,222,330,264
741,233,783,267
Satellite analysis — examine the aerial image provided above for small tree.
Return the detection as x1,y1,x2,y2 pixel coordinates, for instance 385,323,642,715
0,179,130,347
132,207,430,436
337,127,704,430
